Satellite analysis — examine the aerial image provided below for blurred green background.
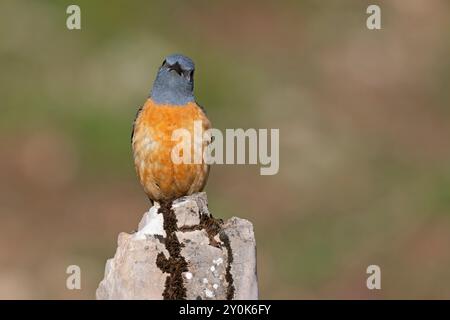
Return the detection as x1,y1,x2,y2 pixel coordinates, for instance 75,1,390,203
1,0,450,299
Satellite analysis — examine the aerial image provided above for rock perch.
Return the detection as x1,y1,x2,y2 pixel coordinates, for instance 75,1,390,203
96,192,258,300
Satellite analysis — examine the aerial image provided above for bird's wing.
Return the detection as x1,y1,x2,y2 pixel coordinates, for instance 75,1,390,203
197,102,213,143
196,101,207,116
131,105,144,143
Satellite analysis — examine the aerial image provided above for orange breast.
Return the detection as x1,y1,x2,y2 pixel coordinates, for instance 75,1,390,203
132,98,211,202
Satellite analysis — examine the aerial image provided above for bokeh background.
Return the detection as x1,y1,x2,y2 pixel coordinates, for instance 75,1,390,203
1,0,450,299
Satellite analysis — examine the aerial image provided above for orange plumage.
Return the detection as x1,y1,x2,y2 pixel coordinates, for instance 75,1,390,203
132,98,211,202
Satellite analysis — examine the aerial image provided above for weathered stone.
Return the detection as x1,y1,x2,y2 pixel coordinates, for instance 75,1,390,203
96,192,258,300
96,232,168,299
222,217,258,300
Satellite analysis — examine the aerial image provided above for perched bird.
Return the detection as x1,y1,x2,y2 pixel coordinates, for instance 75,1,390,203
132,54,211,203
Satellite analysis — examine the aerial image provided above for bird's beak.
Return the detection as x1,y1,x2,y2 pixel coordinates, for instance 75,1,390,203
168,62,183,76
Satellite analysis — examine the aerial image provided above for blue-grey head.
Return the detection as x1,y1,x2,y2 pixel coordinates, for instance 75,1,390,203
150,54,195,105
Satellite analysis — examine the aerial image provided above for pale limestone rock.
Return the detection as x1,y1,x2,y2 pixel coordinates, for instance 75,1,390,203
96,192,258,300
96,232,168,299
